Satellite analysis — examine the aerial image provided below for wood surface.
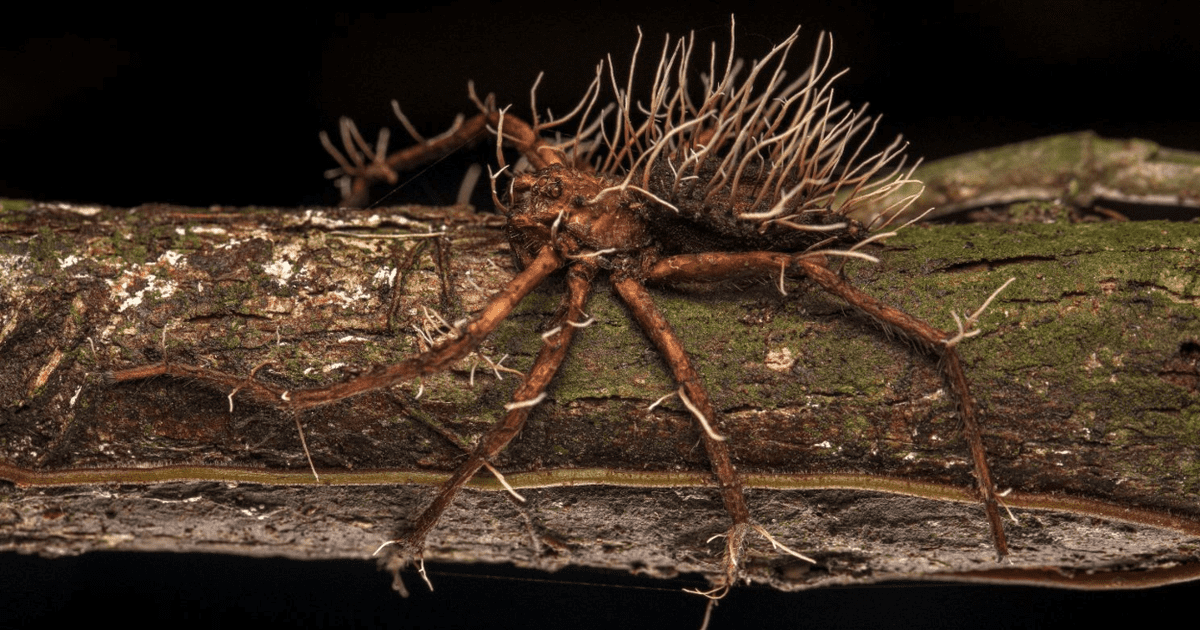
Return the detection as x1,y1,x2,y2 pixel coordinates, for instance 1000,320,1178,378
1,196,1198,592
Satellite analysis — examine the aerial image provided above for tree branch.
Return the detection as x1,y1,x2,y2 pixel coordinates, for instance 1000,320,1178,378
2,198,1199,591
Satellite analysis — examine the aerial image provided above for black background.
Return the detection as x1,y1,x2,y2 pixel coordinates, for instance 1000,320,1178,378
5,4,1200,208
4,3,1199,627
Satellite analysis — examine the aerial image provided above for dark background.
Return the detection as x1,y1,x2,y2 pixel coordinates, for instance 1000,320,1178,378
1,550,1196,629
4,3,1200,209
4,3,1199,627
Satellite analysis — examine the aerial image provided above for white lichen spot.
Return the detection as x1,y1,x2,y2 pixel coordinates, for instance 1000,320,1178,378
765,347,795,372
904,452,918,461
303,209,385,229
56,203,101,216
116,274,176,311
108,250,185,312
327,285,373,306
262,258,295,284
58,254,81,269
812,440,833,449
374,265,398,287
1083,352,1103,370
157,250,184,267
337,335,370,343
1,253,30,281
322,363,347,373
191,226,227,236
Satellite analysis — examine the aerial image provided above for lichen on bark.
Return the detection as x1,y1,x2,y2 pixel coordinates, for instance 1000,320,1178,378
2,196,1199,591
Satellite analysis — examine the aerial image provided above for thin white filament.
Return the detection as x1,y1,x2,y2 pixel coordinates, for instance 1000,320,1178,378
483,461,526,502
751,523,816,563
567,317,596,328
504,392,547,411
647,391,675,411
677,387,726,441
294,415,320,483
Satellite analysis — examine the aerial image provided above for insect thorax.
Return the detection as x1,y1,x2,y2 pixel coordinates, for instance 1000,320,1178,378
504,158,867,267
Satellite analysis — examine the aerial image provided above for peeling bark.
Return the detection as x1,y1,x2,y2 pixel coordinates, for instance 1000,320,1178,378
2,198,1199,591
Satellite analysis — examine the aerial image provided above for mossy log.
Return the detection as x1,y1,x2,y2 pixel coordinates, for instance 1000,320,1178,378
1,198,1199,592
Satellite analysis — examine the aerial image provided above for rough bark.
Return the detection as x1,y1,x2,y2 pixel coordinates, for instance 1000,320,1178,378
2,197,1199,592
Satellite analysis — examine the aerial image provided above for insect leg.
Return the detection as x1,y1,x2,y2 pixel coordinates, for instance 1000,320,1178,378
386,259,597,558
643,251,1009,559
611,274,750,596
323,106,566,207
790,256,1008,558
107,246,564,412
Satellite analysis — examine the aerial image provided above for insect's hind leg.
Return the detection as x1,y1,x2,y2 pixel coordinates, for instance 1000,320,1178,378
642,250,1009,560
790,255,1009,558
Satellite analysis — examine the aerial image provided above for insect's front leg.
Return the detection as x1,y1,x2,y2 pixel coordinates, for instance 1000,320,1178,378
321,106,565,207
381,260,597,578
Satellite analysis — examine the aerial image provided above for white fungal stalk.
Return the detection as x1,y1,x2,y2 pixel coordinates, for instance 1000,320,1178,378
544,19,921,233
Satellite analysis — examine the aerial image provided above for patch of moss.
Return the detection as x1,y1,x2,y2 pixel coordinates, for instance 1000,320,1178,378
549,289,673,402
211,281,255,312
27,227,68,263
0,199,31,214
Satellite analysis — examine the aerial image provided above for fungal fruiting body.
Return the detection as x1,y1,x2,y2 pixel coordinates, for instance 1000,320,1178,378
333,19,1009,591
113,20,1009,596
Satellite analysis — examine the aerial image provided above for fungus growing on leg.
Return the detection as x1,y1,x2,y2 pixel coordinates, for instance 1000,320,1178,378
109,18,1011,596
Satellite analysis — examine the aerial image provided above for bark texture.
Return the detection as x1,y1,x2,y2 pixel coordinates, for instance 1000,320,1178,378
2,198,1199,592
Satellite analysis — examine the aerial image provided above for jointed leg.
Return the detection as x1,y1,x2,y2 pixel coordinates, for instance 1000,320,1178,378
322,107,568,207
645,251,1009,558
611,274,751,596
791,256,1008,558
382,260,597,560
108,246,565,412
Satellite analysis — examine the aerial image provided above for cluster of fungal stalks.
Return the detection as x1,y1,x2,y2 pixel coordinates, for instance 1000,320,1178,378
114,19,1011,599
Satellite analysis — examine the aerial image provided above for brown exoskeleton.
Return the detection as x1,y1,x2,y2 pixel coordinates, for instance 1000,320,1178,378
112,19,1011,599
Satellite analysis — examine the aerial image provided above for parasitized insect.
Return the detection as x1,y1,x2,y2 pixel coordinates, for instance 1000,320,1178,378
110,18,1013,597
